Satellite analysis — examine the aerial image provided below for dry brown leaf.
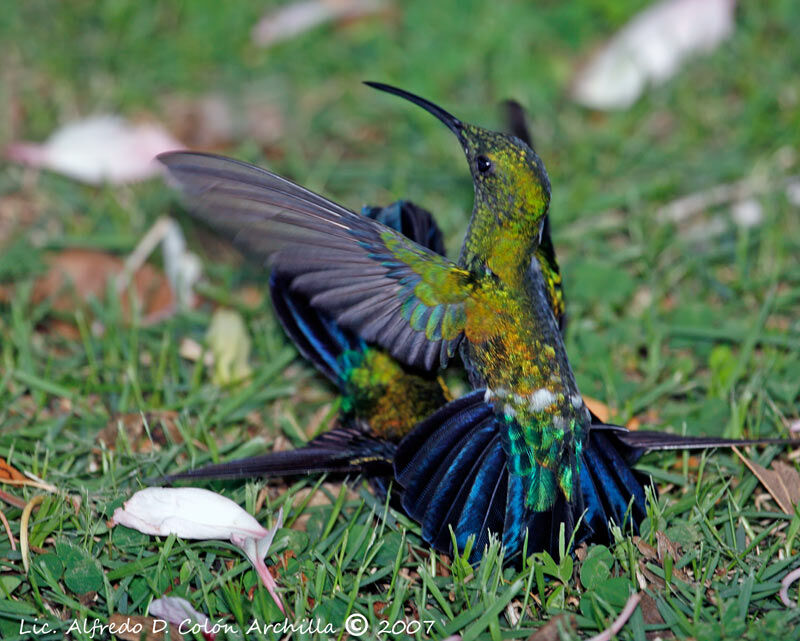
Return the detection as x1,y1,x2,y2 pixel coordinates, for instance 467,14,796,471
161,94,284,150
0,458,27,482
733,447,800,515
639,591,674,639
161,94,235,149
98,411,182,452
107,614,178,641
634,536,658,560
655,531,681,562
0,193,44,249
773,461,800,508
28,249,174,336
527,614,577,641
584,396,611,423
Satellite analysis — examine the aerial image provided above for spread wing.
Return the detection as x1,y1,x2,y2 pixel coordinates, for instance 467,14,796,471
159,151,472,370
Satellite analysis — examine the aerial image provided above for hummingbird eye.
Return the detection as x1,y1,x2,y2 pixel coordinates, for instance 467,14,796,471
475,155,493,174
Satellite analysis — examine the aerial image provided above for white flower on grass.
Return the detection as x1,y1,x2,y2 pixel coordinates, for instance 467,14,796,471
5,115,183,185
149,596,213,639
113,487,284,613
571,0,736,110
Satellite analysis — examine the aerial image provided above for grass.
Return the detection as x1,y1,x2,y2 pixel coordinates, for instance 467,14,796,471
1,0,800,639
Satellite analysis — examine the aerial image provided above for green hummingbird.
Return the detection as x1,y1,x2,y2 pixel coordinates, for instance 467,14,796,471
164,102,562,491
159,84,793,561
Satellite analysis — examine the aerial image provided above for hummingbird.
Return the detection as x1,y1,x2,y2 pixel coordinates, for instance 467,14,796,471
159,84,795,562
164,102,563,492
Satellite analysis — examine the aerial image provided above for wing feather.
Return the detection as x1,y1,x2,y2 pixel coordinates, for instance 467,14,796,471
160,151,473,370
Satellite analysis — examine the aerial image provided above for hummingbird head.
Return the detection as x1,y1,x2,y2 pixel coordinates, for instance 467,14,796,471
365,82,551,244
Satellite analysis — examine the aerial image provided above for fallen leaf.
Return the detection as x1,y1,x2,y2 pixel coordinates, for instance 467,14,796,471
733,447,800,515
107,614,175,641
162,94,236,149
149,596,213,641
527,614,577,641
0,193,44,250
571,0,736,110
97,411,182,452
161,93,284,150
5,115,183,184
206,308,252,385
0,458,26,482
252,0,387,47
584,396,611,423
28,249,174,336
638,592,666,630
655,530,681,562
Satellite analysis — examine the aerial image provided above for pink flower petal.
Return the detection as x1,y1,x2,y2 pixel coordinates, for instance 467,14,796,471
5,115,183,185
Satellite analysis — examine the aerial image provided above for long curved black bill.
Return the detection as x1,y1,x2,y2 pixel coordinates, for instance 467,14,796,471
365,81,464,140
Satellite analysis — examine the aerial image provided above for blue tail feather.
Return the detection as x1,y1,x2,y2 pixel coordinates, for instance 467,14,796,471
577,430,649,544
455,440,506,557
395,390,654,563
424,425,498,549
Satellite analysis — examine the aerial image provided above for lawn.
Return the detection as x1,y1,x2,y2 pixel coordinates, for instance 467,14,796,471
1,1,800,639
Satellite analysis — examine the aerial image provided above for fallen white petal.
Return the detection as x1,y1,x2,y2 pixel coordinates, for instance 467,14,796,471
252,0,384,47
232,508,284,614
730,198,763,228
149,595,210,629
572,0,736,110
112,487,268,540
114,488,285,614
5,115,183,185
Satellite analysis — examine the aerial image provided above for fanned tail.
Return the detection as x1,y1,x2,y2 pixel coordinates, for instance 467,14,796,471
163,426,396,482
577,428,650,545
395,390,509,561
395,393,795,563
395,390,585,563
